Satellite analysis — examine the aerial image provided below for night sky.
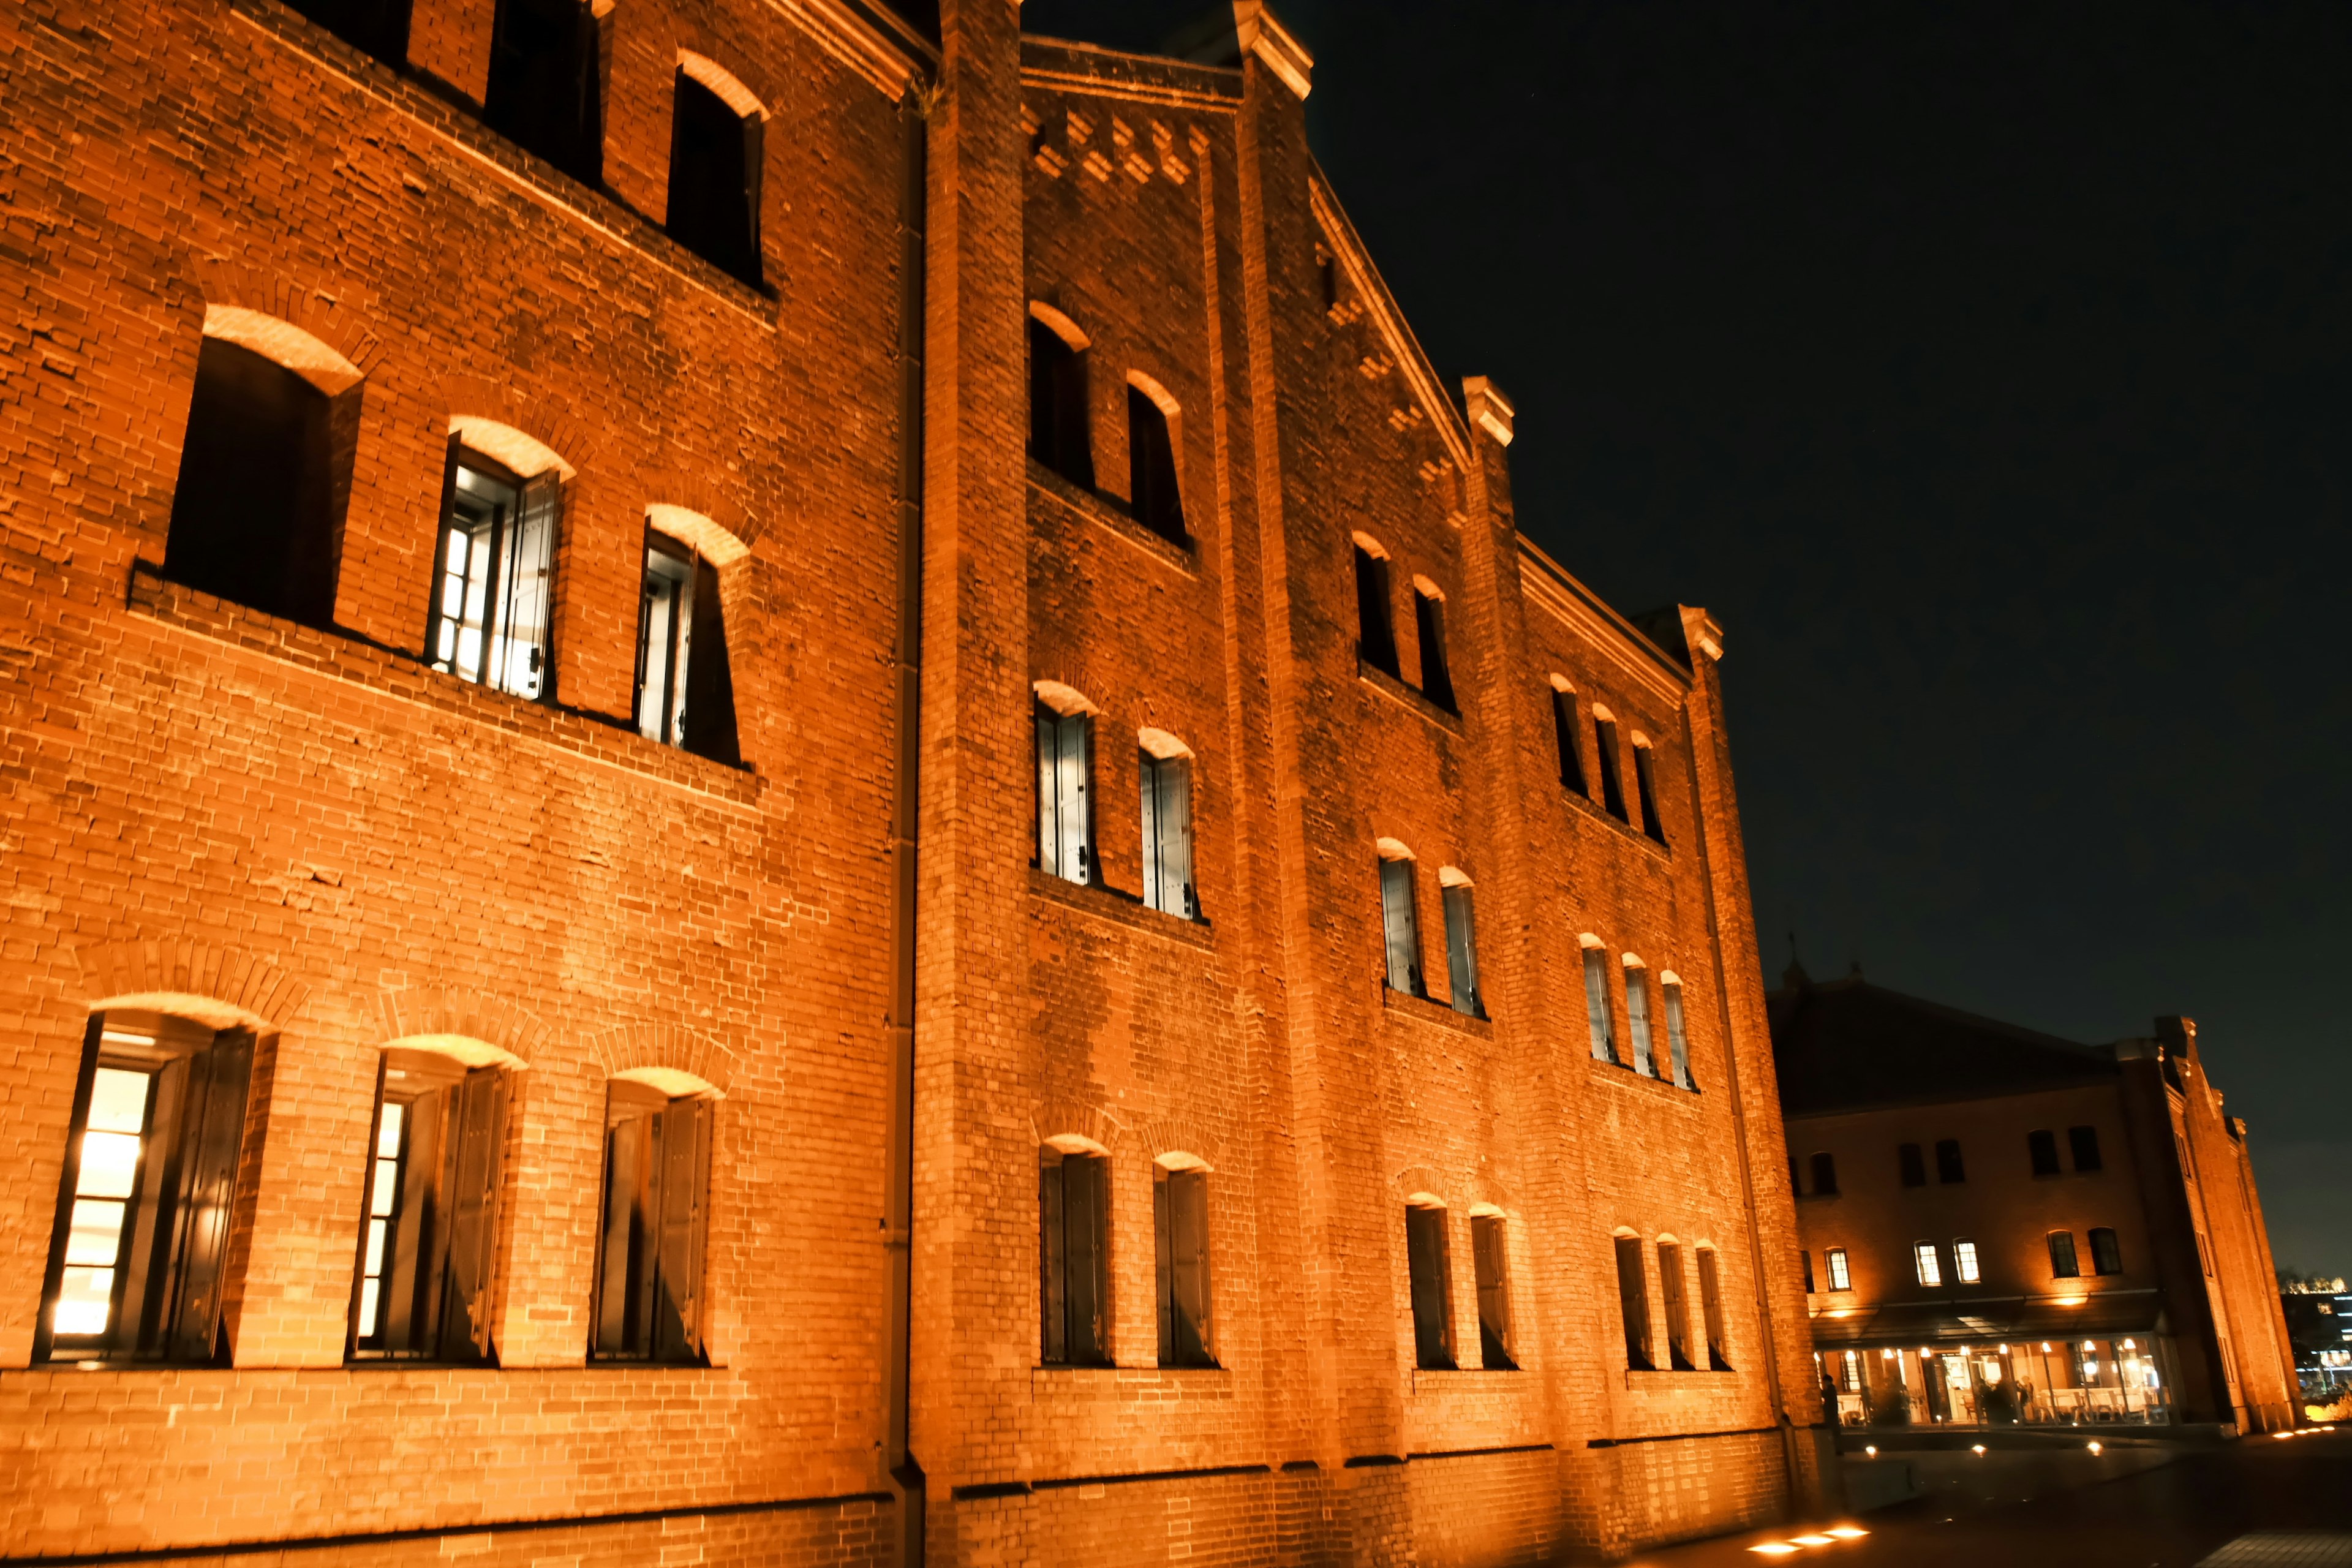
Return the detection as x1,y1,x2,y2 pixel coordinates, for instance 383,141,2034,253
1022,0,2352,1277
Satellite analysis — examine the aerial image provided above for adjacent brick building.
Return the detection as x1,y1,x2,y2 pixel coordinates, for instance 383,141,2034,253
0,1,1832,1562
1771,968,2300,1436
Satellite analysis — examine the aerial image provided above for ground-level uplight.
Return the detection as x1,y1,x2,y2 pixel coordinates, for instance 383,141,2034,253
1748,1543,1800,1556
1826,1527,1869,1539
1972,1444,1987,1455
2087,1441,2103,1454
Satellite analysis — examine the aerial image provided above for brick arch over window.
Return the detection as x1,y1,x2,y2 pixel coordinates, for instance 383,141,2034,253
586,1021,737,1098
433,374,598,476
1031,1099,1124,1155
1131,1114,1223,1173
1391,1165,1450,1205
636,471,763,551
373,989,546,1069
676,48,768,119
74,941,311,1031
646,504,750,569
181,260,385,383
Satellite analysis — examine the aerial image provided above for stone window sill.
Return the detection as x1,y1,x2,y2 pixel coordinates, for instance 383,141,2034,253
1029,864,1213,949
1028,462,1199,576
1382,983,1493,1038
1357,657,1463,735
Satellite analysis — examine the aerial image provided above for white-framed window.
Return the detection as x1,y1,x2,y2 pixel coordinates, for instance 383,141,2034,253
1825,1246,1852,1292
1913,1241,1943,1287
1139,744,1194,918
1035,698,1093,884
1954,1238,1981,1284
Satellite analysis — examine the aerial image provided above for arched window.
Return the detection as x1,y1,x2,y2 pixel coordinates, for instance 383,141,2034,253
1352,535,1399,677
164,312,362,630
287,0,412,63
1658,1237,1695,1368
1439,867,1483,1019
1138,728,1195,919
1034,682,1095,885
38,1009,261,1365
1471,1208,1516,1370
350,1041,518,1364
1624,955,1656,1076
1549,676,1587,795
1125,374,1185,542
592,1074,715,1363
1404,1198,1454,1370
1153,1153,1214,1368
1696,1245,1732,1369
1039,1137,1109,1366
635,519,739,764
1027,308,1093,489
667,58,763,286
1412,577,1456,713
1632,734,1668,845
1591,706,1629,821
485,0,604,184
426,423,565,701
1613,1230,1653,1370
1376,840,1422,997
1660,970,1695,1090
1580,935,1616,1064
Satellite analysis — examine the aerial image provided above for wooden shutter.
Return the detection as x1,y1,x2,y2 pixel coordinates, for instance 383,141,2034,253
1698,1248,1730,1369
161,1029,255,1363
34,1017,107,1364
1158,756,1193,918
1659,1242,1692,1369
1055,714,1090,883
654,1095,713,1360
423,437,465,668
1584,949,1616,1062
682,558,741,766
1472,1215,1512,1370
1626,970,1653,1074
1039,1148,1066,1363
594,1110,647,1356
1615,1235,1651,1368
383,1083,448,1354
1406,1206,1452,1370
1139,753,1163,910
1170,1169,1210,1365
1443,886,1479,1016
441,1067,510,1363
1380,859,1420,995
1063,1153,1106,1363
1153,1167,1174,1366
1595,717,1627,820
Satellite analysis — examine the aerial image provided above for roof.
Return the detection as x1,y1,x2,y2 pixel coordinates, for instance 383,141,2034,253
1768,969,2117,1118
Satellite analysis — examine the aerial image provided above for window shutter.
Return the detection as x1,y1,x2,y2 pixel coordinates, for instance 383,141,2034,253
1159,758,1193,918
1443,886,1479,1016
595,1110,648,1356
1414,594,1455,711
1634,746,1668,845
1071,1153,1107,1362
1036,706,1059,874
1055,714,1090,883
1153,1167,1174,1366
1698,1248,1731,1370
681,558,740,766
1626,970,1653,1074
1171,1169,1210,1365
1406,1207,1452,1370
442,1067,509,1363
1583,948,1616,1062
1380,859,1420,995
1659,1242,1692,1370
1595,718,1627,820
1615,1235,1651,1368
162,1028,256,1363
502,473,560,701
1472,1216,1511,1369
1139,753,1161,910
1662,982,1693,1088
1038,1148,1066,1363
654,1095,713,1359
384,1084,449,1354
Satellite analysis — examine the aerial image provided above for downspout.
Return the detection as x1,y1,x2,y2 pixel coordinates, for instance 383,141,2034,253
883,88,928,1568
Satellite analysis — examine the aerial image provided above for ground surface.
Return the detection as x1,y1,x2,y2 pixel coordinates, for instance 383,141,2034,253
1623,1429,2352,1568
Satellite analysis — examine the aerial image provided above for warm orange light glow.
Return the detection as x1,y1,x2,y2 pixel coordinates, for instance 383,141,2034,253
2087,1441,2103,1454
1972,1444,1986,1455
1826,1527,1869,1539
1749,1544,1800,1557
1863,1445,1878,1457
2054,1295,2088,1307
1793,1535,1836,1547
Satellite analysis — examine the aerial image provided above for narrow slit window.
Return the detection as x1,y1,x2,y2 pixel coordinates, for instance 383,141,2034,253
1594,715,1629,821
2089,1227,2123,1276
1824,1246,1850,1292
425,445,559,701
1442,883,1483,1018
666,70,762,286
1035,704,1093,885
1935,1139,1966,1184
1809,1151,1839,1196
1471,1215,1515,1370
1913,1241,1943,1287
1406,1204,1455,1370
1697,1246,1732,1370
1413,589,1457,712
1039,1146,1109,1366
1354,546,1399,677
1632,742,1668,845
2068,1126,2103,1172
484,0,603,183
38,1014,258,1365
591,1082,714,1363
1614,1234,1653,1370
634,532,741,764
2048,1230,2081,1279
1551,687,1587,794
1126,385,1185,542
1626,965,1656,1076
1583,946,1617,1063
1153,1165,1213,1368
1953,1238,1980,1284
164,334,351,629
1139,750,1195,919
1659,1240,1695,1369
348,1050,510,1365
1027,316,1093,489
1661,978,1695,1088
2028,1129,2060,1177
1899,1142,1927,1186
1379,856,1423,997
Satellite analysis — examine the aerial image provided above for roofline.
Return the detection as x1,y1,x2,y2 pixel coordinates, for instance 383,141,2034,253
1781,1072,2123,1122
1019,33,1245,109
1516,539,1697,695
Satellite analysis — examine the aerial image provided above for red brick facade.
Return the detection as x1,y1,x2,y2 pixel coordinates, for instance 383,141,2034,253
0,1,1828,1561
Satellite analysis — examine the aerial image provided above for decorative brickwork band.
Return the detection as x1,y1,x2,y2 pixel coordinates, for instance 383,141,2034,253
74,940,311,1030
374,989,547,1068
586,1021,739,1098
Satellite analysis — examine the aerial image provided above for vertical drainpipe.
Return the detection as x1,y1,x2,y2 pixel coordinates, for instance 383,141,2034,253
884,88,928,1568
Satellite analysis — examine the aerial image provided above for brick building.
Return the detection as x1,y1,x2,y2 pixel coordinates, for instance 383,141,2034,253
1771,968,2300,1435
0,1,1831,1562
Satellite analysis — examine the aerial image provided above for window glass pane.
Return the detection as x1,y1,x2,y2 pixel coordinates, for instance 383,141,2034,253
636,544,693,743
376,1101,405,1159
358,1276,381,1338
1954,1240,1980,1283
1825,1248,1850,1291
1626,969,1654,1074
1915,1242,1942,1286
54,1267,115,1336
77,1130,143,1200
369,1156,399,1217
64,1198,127,1266
86,1067,151,1134
1584,948,1616,1062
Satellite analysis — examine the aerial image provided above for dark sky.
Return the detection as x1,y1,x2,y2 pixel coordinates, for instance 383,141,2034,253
1023,0,2352,1278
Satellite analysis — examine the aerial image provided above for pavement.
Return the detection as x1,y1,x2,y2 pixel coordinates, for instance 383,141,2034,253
1619,1428,2352,1568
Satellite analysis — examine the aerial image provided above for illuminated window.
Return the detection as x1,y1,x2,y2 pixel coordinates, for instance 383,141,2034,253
39,1014,259,1364
1913,1242,1943,1287
1039,1145,1109,1366
2048,1230,2081,1280
1154,1164,1214,1368
426,447,559,701
1825,1247,1851,1292
634,530,739,763
1954,1238,1981,1284
592,1082,714,1363
1407,1203,1455,1370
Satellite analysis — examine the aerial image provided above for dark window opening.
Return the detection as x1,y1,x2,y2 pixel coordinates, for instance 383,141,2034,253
591,1082,712,1363
1040,1146,1109,1366
1317,247,1339,312
424,444,558,701
1140,750,1196,919
2048,1230,2080,1280
1036,703,1093,884
1808,1151,1839,1197
1935,1139,1966,1184
1353,546,1400,677
1379,857,1423,997
1697,1247,1732,1370
286,0,412,63
1899,1141,1927,1187
485,0,603,183
1594,716,1629,821
1027,316,1093,489
2068,1125,2103,1173
1615,1234,1654,1370
1472,1214,1515,1370
2089,1227,2123,1276
2028,1129,2061,1177
666,70,761,285
37,1012,258,1366
1414,589,1457,712
1153,1165,1213,1368
1800,1248,1816,1292
1552,688,1587,794
1632,744,1668,845
1406,1204,1455,1370
349,1050,510,1365
1441,882,1483,1018
1126,385,1185,542
164,335,352,629
633,531,738,764
1659,1241,1695,1370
